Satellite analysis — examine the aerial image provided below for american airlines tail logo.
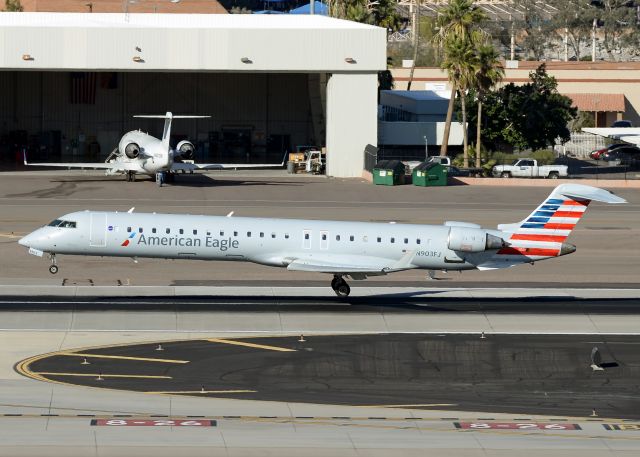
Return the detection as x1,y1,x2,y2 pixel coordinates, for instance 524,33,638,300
121,231,137,247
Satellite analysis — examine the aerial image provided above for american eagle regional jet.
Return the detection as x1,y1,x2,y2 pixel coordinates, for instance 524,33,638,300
18,184,625,296
25,112,284,186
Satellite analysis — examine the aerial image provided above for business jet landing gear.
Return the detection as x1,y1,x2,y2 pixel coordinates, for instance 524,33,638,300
125,171,136,182
48,254,58,274
331,275,350,297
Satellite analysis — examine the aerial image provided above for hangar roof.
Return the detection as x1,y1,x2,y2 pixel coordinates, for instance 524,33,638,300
0,13,385,72
0,12,372,29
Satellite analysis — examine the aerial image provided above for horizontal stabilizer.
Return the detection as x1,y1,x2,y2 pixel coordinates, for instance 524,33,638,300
555,183,626,204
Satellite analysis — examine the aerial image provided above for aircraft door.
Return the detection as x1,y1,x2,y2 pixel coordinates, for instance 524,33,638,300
303,230,312,249
89,213,107,247
320,231,329,250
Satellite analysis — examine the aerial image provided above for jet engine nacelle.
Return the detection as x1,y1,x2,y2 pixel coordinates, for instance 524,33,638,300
447,226,505,253
176,140,195,160
123,142,140,159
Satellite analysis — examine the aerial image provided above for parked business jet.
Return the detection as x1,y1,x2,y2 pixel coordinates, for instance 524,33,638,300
18,184,625,296
25,112,284,186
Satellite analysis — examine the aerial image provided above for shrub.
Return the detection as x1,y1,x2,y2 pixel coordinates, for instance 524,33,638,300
531,149,556,165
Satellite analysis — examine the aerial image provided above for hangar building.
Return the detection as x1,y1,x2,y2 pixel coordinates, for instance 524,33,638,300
0,13,386,177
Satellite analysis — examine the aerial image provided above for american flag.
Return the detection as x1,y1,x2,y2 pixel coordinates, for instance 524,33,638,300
70,72,97,104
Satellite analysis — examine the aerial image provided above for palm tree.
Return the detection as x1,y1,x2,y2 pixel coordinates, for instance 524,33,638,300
473,44,504,168
441,35,479,168
433,0,486,157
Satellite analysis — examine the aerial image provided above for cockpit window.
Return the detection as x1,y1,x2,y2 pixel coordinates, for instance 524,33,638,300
47,219,76,228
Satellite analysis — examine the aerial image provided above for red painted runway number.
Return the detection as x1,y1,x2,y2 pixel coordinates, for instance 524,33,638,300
455,422,581,430
91,419,216,427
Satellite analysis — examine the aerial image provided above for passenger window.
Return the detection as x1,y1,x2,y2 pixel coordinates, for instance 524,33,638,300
260,232,264,238
193,229,197,235
247,232,251,237
179,229,184,235
272,233,276,238
285,233,289,239
166,228,170,234
349,235,354,241
417,239,421,244
234,231,238,237
304,233,309,240
220,231,224,236
138,227,143,233
391,237,395,243
377,237,381,242
322,234,327,240
336,235,341,241
404,238,408,244
152,228,157,234
127,227,132,233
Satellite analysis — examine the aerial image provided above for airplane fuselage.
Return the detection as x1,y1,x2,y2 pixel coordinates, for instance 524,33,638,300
116,131,170,175
20,211,508,273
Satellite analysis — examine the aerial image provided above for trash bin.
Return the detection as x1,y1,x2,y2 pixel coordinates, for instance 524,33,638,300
412,161,447,186
373,160,405,186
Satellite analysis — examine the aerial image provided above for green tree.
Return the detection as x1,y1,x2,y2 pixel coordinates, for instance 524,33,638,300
433,0,486,157
472,44,503,168
3,0,22,11
465,64,576,151
441,35,479,168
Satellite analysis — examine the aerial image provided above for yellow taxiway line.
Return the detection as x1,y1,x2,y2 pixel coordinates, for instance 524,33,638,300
206,338,296,352
357,403,458,408
59,352,189,364
34,372,172,379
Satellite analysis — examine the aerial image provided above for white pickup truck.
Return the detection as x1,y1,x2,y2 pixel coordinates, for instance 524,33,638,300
492,159,568,179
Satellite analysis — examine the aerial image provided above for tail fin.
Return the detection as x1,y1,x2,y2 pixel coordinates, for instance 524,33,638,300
133,112,210,150
496,184,626,259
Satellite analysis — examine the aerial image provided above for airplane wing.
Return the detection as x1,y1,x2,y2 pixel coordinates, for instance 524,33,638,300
171,162,284,171
582,127,640,146
286,251,418,276
24,153,140,171
171,152,288,172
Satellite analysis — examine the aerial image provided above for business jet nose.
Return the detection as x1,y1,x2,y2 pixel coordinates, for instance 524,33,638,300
18,232,35,247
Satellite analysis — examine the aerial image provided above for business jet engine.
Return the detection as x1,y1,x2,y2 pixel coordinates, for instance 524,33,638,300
447,225,506,253
175,140,195,160
123,142,140,159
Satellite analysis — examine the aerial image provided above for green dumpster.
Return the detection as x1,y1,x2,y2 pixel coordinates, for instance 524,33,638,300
412,161,447,186
373,160,405,186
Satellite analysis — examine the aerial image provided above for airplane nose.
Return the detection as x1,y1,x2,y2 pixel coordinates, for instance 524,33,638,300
18,233,34,247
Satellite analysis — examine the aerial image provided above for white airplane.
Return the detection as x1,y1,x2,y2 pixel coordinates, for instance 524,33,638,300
18,184,625,296
582,127,640,146
24,112,284,186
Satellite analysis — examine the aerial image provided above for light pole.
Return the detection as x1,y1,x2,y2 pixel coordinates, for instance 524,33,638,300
423,135,428,160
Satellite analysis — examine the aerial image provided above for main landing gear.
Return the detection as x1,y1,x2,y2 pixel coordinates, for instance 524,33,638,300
125,171,136,182
331,275,350,297
48,254,58,274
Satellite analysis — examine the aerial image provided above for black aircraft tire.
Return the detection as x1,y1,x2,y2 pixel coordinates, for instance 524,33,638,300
336,283,350,297
49,265,58,274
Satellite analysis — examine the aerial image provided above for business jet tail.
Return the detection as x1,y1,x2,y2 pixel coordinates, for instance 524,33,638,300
134,112,210,150
491,184,625,262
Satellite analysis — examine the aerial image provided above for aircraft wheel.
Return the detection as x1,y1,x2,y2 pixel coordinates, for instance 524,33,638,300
49,265,58,274
335,282,350,297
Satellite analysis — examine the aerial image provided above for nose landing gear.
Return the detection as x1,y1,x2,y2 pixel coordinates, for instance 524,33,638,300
48,254,58,274
331,275,350,297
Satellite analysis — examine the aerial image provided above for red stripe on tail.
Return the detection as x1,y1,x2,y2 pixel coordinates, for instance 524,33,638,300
497,247,560,257
510,234,567,243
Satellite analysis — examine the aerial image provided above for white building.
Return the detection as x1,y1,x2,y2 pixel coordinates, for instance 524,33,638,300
0,13,386,177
